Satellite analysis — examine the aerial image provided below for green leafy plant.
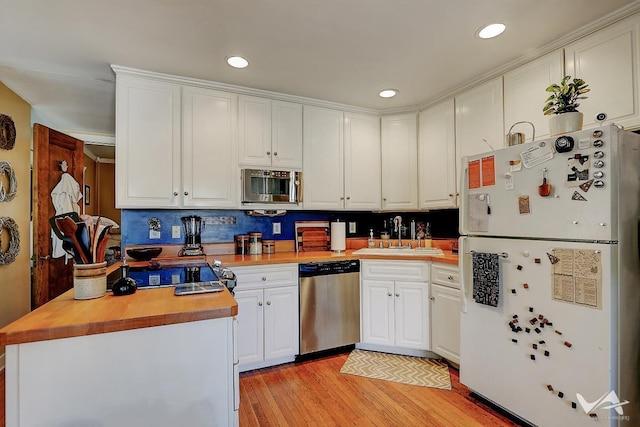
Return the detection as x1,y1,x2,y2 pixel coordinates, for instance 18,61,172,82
543,76,590,115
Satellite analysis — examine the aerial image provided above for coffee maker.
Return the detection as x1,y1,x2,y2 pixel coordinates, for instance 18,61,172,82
179,215,205,256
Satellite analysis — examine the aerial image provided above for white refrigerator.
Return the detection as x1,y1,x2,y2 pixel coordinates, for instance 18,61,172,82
459,125,640,426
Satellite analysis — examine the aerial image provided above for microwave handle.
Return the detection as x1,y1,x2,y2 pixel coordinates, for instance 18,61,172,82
294,172,303,203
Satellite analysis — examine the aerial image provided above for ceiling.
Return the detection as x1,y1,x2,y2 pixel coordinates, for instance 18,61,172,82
0,0,638,141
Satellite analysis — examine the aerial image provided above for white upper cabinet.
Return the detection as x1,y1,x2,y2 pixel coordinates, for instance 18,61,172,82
303,105,344,210
503,50,564,143
381,113,418,210
115,72,238,209
455,77,504,192
182,86,238,208
239,96,302,169
565,14,640,130
116,75,181,208
418,99,457,209
344,112,381,210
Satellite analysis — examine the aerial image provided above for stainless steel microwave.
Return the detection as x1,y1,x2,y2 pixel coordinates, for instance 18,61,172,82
241,169,302,204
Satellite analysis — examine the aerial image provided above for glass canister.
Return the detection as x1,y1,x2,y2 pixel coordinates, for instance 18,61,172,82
235,234,250,255
262,239,276,254
249,232,263,255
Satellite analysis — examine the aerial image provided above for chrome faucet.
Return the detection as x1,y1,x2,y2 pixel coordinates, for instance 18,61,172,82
393,215,402,247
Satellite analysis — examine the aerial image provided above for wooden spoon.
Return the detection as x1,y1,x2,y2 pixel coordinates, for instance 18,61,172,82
55,217,90,263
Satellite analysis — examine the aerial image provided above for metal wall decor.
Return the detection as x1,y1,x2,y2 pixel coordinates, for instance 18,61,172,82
0,216,20,265
0,160,18,202
0,114,17,150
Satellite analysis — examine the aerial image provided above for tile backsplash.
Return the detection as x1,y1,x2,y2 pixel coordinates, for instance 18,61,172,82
121,208,459,247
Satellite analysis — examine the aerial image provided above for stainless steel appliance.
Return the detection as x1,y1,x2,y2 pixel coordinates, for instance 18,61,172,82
180,215,204,256
459,125,640,426
299,260,360,355
241,169,302,204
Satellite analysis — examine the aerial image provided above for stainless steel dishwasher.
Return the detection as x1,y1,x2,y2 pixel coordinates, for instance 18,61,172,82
298,260,360,355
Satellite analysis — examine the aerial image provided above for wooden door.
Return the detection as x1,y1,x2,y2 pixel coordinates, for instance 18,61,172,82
32,124,84,308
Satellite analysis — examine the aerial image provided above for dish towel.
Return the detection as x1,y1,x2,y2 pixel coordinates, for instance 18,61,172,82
472,252,500,307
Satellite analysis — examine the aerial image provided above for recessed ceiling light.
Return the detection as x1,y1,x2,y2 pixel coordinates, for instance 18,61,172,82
477,23,506,39
379,89,398,98
226,56,249,69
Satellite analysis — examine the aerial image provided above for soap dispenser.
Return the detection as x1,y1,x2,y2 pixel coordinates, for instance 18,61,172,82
368,229,376,248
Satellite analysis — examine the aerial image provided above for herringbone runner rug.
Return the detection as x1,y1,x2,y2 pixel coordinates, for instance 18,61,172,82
340,349,452,390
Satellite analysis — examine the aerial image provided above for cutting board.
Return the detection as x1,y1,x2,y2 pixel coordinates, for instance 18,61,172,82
300,229,329,251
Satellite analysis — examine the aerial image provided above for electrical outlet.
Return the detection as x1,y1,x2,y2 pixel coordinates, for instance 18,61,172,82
349,222,356,233
172,225,181,239
149,230,160,239
272,222,281,235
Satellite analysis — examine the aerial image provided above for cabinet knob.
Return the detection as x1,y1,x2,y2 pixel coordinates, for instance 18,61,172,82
387,292,392,297
184,191,189,196
173,192,179,196
447,275,453,280
273,152,278,156
346,196,351,200
449,193,453,197
258,301,263,306
266,301,271,305
262,276,267,281
340,196,345,200
395,293,400,297
430,296,435,301
266,151,271,155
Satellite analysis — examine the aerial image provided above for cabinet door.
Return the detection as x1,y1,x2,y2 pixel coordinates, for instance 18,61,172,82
344,112,381,210
272,100,303,169
303,105,344,209
238,95,272,167
381,113,418,210
263,286,299,361
234,289,264,367
361,279,394,346
430,283,461,364
394,281,430,350
418,99,457,209
182,86,238,208
503,50,564,142
565,14,640,130
115,75,181,208
455,77,504,192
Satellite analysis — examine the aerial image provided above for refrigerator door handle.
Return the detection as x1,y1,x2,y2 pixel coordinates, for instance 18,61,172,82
459,157,469,235
459,236,468,313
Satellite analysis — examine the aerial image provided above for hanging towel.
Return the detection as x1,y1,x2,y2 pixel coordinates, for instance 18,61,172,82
472,252,500,307
50,172,83,260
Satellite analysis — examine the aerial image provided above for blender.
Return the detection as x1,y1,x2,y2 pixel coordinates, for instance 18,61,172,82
180,215,205,256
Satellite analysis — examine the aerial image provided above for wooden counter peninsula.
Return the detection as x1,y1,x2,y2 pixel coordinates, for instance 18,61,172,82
0,286,239,427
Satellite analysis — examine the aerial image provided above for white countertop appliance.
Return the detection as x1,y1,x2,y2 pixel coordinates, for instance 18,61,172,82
459,125,640,426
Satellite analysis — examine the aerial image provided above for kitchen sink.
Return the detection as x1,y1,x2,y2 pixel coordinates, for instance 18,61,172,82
352,247,445,257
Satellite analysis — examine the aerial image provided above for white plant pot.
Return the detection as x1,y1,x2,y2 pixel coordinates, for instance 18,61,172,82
549,112,583,136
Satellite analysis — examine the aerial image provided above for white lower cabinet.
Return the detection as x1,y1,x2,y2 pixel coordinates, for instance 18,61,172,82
360,260,430,352
430,263,461,365
232,264,299,372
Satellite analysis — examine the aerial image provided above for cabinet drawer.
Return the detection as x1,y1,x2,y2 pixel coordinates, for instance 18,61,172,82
233,263,298,290
431,263,460,289
361,260,429,282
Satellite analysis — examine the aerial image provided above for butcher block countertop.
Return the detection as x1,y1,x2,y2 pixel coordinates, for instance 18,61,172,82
205,248,459,266
0,285,238,346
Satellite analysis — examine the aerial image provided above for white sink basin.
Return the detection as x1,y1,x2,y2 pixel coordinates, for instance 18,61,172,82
352,247,444,257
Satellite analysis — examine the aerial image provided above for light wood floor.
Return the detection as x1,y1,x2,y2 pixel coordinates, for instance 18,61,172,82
0,352,518,427
240,352,518,426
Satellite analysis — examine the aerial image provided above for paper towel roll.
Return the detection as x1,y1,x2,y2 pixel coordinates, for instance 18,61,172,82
330,221,346,252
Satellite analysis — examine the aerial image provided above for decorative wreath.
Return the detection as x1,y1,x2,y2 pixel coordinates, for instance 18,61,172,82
0,161,17,202
0,216,20,265
0,114,17,150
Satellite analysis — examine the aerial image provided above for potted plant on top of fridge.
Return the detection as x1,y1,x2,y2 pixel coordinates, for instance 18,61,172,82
543,75,590,136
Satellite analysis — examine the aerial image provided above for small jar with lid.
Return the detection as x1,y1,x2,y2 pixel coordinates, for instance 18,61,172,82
249,232,263,255
235,234,250,255
262,239,276,254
